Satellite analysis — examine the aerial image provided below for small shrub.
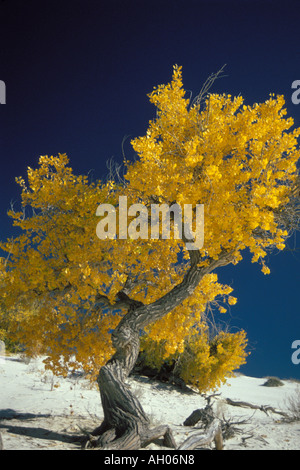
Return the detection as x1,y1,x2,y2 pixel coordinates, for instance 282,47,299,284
284,385,300,422
262,377,284,387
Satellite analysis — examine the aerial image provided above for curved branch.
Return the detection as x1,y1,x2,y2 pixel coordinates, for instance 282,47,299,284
116,246,235,334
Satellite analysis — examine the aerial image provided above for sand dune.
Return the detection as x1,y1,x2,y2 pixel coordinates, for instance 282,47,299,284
0,355,299,450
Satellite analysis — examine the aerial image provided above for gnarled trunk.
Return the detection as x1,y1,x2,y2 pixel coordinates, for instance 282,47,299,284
86,319,176,450
86,248,233,450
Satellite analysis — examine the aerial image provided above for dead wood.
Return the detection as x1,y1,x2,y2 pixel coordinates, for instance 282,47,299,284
224,397,289,418
179,418,223,450
85,423,176,450
183,394,220,427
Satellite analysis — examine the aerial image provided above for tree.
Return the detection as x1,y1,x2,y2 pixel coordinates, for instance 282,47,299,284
0,66,299,449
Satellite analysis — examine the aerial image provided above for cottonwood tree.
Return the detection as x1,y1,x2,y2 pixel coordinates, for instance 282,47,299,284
0,66,299,449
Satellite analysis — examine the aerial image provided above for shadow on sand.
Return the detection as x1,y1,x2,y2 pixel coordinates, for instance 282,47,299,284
0,409,84,448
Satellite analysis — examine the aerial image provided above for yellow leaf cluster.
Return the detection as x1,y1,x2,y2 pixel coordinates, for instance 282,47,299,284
177,329,249,392
140,326,248,393
0,66,299,387
126,65,299,271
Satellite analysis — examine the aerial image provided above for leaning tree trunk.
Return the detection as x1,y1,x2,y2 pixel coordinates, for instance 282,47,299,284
86,248,234,450
87,305,177,450
94,324,150,449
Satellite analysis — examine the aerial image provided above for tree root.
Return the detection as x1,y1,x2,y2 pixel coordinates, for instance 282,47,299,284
84,390,224,450
84,422,177,450
84,415,224,451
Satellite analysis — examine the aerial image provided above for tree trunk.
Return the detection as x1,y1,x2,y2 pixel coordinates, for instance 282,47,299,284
86,319,176,450
86,248,234,450
92,326,149,449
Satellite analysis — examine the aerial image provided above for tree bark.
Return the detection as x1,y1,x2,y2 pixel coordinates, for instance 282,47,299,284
86,248,234,450
179,418,223,450
86,310,177,450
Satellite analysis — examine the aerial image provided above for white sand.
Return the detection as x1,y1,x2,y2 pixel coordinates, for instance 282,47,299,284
0,354,299,450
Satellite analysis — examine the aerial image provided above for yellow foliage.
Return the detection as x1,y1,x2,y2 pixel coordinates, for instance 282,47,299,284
177,329,249,392
140,327,248,393
0,66,299,388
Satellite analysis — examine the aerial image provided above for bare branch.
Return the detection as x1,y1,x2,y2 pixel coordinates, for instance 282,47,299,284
224,397,289,418
190,64,227,110
106,157,126,187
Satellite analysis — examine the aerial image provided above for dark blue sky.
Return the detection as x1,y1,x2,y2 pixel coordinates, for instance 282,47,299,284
0,0,299,379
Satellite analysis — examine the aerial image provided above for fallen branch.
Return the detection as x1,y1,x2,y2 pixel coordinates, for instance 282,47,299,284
178,418,223,450
224,398,289,418
220,413,256,440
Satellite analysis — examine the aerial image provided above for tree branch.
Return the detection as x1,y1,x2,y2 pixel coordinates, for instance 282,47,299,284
115,243,235,335
224,398,289,418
